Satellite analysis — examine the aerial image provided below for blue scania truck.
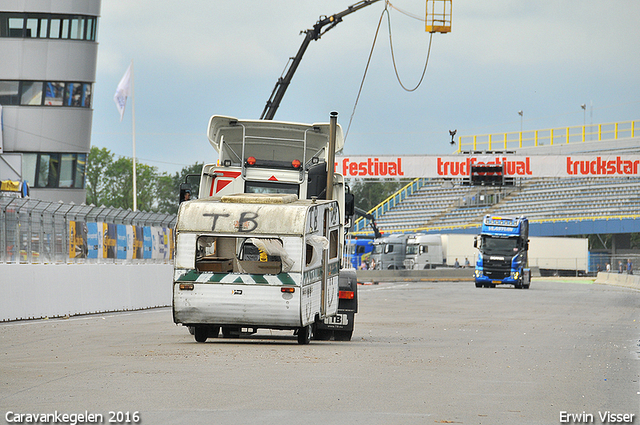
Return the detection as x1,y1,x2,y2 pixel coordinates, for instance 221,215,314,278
474,215,530,289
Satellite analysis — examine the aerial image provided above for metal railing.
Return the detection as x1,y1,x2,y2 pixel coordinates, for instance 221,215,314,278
0,196,176,264
458,119,639,152
352,178,428,233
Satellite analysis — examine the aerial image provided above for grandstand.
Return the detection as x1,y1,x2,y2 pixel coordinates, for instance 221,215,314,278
351,121,640,241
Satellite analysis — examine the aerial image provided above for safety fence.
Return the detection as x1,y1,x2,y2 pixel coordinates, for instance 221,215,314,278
0,196,176,264
457,119,639,152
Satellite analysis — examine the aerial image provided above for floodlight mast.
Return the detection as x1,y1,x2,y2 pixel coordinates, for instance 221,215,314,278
260,0,381,120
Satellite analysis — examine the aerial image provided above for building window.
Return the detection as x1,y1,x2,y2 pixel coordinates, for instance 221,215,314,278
0,13,97,41
20,81,43,105
0,81,20,105
21,153,87,189
1,81,93,108
44,82,64,106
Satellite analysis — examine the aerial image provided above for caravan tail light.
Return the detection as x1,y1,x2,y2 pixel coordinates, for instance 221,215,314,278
281,287,295,293
291,159,301,169
246,156,257,166
339,290,354,300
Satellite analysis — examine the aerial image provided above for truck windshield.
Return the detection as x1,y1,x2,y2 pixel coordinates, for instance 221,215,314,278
482,236,519,255
372,244,384,254
406,245,418,255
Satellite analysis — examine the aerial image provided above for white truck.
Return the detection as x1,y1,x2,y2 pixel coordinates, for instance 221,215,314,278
173,114,358,343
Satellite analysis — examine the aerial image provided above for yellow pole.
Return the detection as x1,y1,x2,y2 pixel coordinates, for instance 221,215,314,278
566,127,570,144
550,128,554,146
535,130,538,146
519,131,522,148
473,135,477,151
488,134,492,150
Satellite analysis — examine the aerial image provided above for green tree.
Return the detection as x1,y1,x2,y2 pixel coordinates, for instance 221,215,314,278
104,156,135,209
155,173,177,214
86,146,114,206
86,147,204,214
348,178,407,212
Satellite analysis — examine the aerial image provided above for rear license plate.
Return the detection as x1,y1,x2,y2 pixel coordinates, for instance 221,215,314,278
324,314,348,326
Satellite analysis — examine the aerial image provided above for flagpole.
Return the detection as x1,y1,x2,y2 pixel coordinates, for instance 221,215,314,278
130,60,138,212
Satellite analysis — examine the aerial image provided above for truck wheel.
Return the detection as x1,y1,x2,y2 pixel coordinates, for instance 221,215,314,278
334,330,353,341
475,282,482,288
297,325,311,345
194,326,208,343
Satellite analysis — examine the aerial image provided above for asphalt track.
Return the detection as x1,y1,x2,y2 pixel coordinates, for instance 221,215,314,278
1,279,639,425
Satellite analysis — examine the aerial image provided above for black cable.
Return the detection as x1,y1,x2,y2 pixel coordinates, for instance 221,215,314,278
345,3,387,142
386,6,433,92
345,1,434,141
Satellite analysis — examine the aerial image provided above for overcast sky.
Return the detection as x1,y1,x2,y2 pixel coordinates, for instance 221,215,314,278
90,0,640,175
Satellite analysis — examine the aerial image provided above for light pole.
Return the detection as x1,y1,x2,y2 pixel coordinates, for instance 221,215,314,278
518,110,523,133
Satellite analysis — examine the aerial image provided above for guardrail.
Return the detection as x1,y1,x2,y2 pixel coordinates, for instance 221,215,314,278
458,119,639,153
0,196,176,264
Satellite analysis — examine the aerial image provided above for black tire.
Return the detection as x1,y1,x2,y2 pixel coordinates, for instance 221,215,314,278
194,326,208,343
475,282,482,288
297,325,311,345
334,330,353,341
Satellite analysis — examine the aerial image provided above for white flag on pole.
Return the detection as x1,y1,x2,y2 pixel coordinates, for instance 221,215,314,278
114,62,132,121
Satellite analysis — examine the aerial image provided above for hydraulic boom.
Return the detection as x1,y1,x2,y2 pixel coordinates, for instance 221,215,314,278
260,0,381,120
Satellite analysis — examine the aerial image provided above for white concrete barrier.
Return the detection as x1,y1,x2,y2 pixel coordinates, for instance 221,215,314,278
0,263,173,322
595,271,640,291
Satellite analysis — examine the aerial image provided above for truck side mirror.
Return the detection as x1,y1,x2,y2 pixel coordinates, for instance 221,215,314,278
344,192,355,217
179,183,192,204
473,236,478,248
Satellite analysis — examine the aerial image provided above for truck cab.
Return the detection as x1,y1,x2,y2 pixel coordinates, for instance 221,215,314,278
371,234,408,270
404,234,443,269
474,215,530,289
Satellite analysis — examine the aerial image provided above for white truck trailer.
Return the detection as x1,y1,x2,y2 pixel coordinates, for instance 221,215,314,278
527,236,589,275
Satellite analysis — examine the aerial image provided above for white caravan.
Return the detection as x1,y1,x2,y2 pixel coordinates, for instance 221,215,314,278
173,193,341,344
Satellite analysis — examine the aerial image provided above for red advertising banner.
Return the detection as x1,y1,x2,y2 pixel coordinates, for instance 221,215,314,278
335,155,640,178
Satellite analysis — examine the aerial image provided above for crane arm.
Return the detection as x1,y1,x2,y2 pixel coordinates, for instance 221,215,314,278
354,206,382,239
260,0,381,120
